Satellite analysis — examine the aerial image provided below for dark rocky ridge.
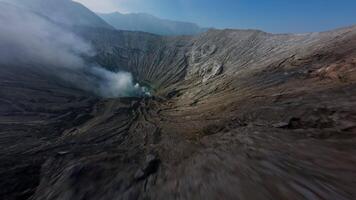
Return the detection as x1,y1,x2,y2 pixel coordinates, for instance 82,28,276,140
1,7,356,200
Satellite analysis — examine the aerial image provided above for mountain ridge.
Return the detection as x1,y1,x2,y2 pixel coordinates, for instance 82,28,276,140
2,0,113,29
99,11,206,36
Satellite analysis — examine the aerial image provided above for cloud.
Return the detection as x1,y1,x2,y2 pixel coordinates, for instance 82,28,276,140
0,2,147,98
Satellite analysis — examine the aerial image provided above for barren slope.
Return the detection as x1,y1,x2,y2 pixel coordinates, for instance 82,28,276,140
1,25,356,200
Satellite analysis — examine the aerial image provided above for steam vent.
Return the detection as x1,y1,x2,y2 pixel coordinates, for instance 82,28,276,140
1,0,356,199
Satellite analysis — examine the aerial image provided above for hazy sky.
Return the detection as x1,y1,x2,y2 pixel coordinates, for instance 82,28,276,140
74,0,356,33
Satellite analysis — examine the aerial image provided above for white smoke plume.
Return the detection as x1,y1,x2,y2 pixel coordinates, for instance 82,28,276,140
0,2,146,98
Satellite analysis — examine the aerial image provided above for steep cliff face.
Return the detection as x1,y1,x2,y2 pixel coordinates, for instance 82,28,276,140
1,4,356,199
77,25,356,110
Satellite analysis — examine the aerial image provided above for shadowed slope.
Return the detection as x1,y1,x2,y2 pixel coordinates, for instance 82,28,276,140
4,0,113,29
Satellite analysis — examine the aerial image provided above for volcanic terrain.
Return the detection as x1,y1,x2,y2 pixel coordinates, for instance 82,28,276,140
1,1,356,199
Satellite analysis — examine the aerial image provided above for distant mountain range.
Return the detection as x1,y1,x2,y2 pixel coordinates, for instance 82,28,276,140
99,12,207,36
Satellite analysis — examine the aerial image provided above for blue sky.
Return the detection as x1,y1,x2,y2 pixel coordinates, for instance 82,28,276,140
75,0,356,33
